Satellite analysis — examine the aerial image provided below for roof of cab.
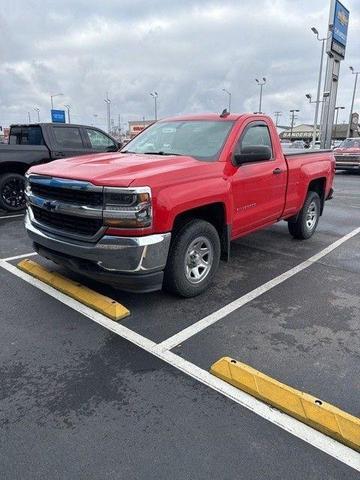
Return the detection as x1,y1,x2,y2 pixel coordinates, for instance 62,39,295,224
159,113,247,122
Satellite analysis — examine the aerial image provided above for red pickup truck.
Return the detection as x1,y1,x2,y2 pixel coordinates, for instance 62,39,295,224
333,137,360,171
25,113,335,297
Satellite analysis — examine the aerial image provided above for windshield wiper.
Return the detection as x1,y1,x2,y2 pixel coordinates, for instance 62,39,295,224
142,151,183,156
121,150,137,154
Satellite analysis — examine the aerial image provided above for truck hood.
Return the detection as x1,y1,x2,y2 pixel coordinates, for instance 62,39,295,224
29,152,206,187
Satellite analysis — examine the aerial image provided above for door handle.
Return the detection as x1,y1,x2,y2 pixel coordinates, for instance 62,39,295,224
273,168,283,175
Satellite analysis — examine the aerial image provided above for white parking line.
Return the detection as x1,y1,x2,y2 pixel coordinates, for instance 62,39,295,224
0,213,25,220
0,258,359,471
155,227,360,352
0,257,359,470
2,252,37,262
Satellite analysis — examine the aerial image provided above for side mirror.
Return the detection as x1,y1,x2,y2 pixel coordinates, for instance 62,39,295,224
233,145,272,166
117,141,123,150
106,143,122,152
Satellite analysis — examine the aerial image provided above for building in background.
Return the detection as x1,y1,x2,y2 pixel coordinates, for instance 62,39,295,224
280,114,359,142
128,120,155,139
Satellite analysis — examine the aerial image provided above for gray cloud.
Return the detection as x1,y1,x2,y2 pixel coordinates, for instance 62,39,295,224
1,0,359,130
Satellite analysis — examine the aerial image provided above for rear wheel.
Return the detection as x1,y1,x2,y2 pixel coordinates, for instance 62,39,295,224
164,219,221,297
288,191,321,240
0,173,26,212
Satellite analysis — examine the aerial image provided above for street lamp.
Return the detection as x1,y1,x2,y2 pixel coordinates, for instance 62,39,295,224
64,104,71,124
50,93,64,109
150,91,158,121
334,106,345,141
33,107,40,122
104,93,111,133
306,90,330,143
222,88,232,113
347,66,360,138
289,109,300,140
255,77,266,114
310,27,331,146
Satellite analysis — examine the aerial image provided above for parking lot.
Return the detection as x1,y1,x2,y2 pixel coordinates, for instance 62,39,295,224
0,172,359,479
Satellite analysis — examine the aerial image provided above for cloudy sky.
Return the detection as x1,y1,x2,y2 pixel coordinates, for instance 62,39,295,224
1,0,359,131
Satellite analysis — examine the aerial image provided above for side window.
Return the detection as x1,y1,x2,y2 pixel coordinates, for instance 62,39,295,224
53,127,84,148
235,124,273,159
85,128,116,150
9,126,44,145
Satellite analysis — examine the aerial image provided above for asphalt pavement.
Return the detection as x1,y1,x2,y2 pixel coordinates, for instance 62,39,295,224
0,172,359,479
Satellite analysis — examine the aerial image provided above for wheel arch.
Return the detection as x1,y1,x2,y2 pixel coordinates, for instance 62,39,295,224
0,162,29,176
171,202,230,261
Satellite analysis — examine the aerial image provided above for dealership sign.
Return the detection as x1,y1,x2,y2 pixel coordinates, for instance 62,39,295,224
330,0,349,58
51,109,66,123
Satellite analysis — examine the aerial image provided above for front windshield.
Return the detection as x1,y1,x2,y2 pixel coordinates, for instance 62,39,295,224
122,120,234,161
339,139,360,148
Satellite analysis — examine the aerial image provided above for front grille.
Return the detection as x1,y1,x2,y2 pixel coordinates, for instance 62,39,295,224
32,206,102,237
30,183,103,206
335,155,360,164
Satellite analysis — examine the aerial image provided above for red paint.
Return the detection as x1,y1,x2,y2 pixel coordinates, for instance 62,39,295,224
29,114,335,240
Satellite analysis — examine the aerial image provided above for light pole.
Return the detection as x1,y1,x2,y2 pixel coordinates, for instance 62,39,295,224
289,109,300,141
347,66,359,138
64,104,71,123
150,92,158,121
33,107,40,122
93,114,98,126
222,88,232,113
50,93,64,110
334,106,345,141
305,91,330,144
104,93,111,133
27,112,31,123
274,111,282,127
255,77,266,114
310,27,331,147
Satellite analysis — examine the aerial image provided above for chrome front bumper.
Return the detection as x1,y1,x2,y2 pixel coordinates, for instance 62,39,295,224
25,213,171,274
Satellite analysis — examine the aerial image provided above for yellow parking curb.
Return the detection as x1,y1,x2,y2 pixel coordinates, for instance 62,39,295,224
210,357,360,452
18,259,130,321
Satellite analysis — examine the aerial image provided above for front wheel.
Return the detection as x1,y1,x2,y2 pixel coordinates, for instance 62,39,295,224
0,173,26,212
164,219,221,297
288,191,321,240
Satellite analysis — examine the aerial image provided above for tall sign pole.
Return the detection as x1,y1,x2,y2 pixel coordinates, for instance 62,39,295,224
320,0,350,149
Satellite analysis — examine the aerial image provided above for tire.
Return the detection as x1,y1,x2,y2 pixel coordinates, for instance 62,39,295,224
164,219,221,297
288,191,321,240
0,173,26,212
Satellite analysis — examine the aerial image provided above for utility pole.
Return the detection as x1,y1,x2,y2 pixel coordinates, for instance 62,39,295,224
104,92,111,133
64,104,71,123
289,109,300,140
255,78,266,113
33,107,40,122
347,66,359,138
222,88,232,113
274,111,282,126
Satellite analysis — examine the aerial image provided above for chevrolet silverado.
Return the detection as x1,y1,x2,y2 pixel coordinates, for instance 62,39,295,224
24,113,335,297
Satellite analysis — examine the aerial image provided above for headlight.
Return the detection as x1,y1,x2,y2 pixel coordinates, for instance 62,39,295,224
103,187,152,228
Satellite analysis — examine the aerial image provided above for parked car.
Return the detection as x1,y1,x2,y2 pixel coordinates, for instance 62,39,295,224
25,113,335,297
0,123,121,211
333,138,360,171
